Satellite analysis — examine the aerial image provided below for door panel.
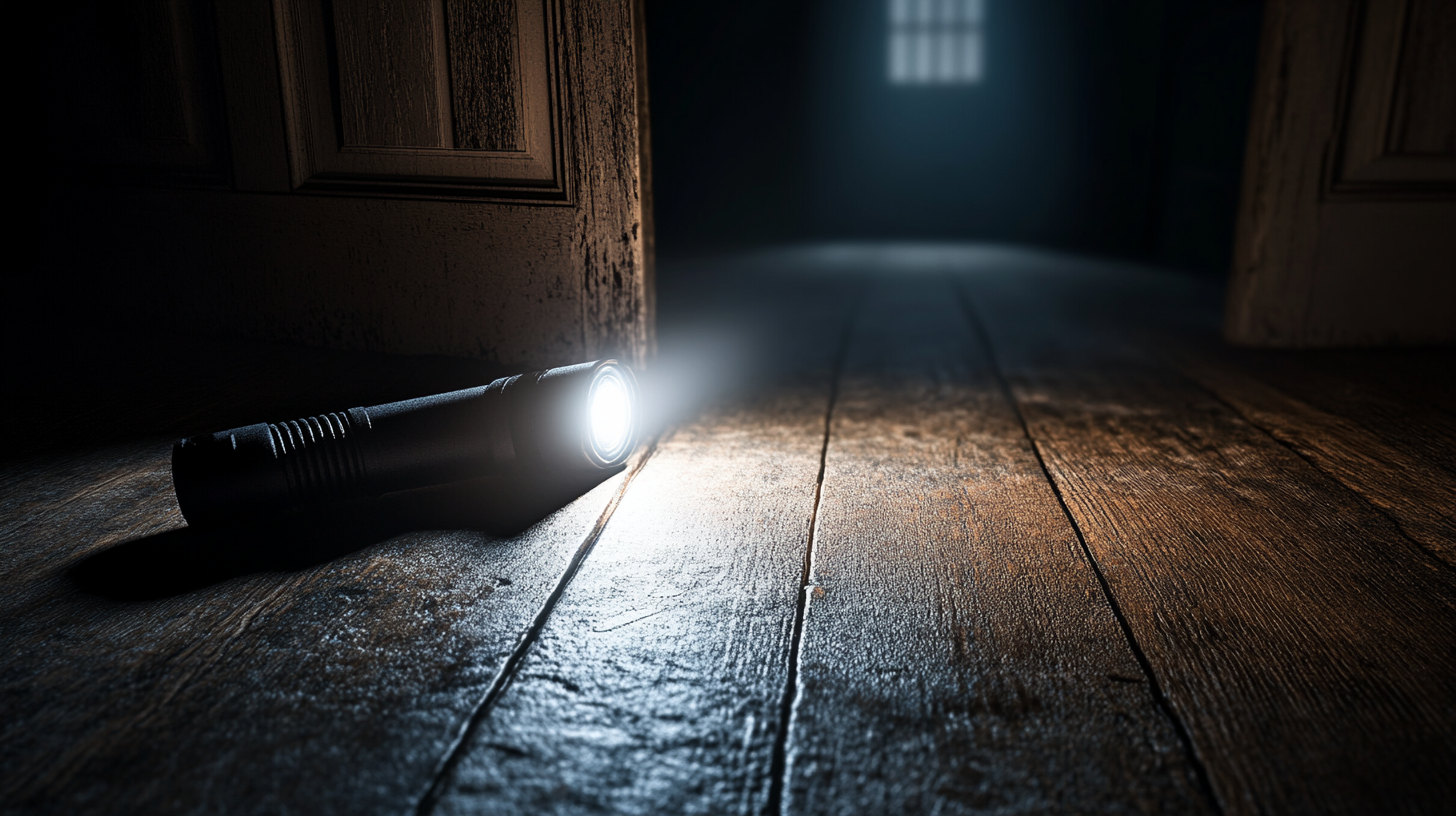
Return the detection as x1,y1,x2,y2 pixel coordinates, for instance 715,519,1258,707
1227,0,1456,346
44,0,230,184
1334,0,1456,188
40,0,649,369
276,0,564,197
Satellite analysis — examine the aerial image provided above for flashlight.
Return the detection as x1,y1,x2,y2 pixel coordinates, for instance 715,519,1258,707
172,360,638,528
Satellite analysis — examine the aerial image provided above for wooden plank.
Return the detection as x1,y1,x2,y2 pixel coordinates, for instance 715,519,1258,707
963,264,1456,814
421,271,856,814
1174,348,1456,568
782,278,1214,814
1099,263,1454,547
0,442,177,620
1197,347,1456,472
0,348,639,814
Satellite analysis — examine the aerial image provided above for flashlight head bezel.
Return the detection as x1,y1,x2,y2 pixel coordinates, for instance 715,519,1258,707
583,361,638,467
508,358,641,475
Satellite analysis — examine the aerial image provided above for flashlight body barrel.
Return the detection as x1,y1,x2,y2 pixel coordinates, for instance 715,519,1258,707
171,361,635,527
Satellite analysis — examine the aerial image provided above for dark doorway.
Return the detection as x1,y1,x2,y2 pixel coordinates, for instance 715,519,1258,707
645,0,1264,275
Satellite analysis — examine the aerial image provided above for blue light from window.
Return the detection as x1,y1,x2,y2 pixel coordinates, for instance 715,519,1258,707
888,0,984,85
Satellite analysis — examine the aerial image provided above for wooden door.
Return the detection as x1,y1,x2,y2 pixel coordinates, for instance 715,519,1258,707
40,0,651,369
1226,0,1455,347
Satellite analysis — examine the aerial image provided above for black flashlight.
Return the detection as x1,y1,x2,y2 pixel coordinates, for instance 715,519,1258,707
171,360,638,528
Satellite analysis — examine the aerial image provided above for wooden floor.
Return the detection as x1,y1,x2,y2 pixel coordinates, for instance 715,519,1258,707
2,245,1453,815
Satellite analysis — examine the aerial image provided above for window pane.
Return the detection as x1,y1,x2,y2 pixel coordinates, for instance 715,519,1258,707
889,31,911,82
936,32,955,81
914,31,934,82
887,0,984,85
962,31,982,82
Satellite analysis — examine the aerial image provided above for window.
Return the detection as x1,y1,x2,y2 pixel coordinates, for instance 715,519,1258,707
887,0,985,85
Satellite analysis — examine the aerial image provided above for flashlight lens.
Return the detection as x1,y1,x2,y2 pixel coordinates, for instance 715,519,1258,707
589,367,633,462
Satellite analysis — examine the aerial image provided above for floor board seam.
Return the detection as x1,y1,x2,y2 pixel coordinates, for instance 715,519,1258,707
411,438,660,816
765,286,862,816
953,280,1226,816
1177,364,1456,579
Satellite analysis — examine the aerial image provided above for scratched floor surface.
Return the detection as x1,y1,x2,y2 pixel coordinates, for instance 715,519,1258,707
2,246,1453,815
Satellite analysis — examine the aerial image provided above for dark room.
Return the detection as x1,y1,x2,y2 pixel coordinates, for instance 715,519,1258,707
5,0,1454,813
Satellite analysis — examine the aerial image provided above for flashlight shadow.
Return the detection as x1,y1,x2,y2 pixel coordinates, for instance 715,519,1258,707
68,466,623,602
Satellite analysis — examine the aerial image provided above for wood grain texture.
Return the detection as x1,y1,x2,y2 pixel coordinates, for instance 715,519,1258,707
1175,349,1456,568
45,180,640,370
0,451,632,816
332,0,447,148
1226,0,1354,346
1209,347,1456,468
0,443,178,616
566,0,653,369
446,0,523,152
782,279,1214,815
632,0,656,361
966,264,1456,815
0,337,642,815
423,275,856,815
274,0,561,192
6,246,1456,812
48,190,591,366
